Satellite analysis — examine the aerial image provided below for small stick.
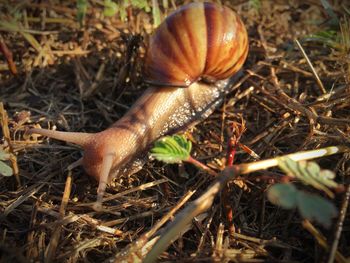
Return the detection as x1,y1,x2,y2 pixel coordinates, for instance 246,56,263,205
302,220,347,263
238,145,347,175
295,39,326,94
187,156,218,177
112,176,210,261
0,35,17,74
44,171,72,263
143,168,236,263
0,103,20,187
83,62,106,98
327,184,350,263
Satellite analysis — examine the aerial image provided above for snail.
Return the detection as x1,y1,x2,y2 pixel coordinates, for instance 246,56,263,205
29,2,249,208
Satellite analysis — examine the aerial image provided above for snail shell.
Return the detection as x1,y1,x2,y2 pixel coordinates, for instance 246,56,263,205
144,2,249,87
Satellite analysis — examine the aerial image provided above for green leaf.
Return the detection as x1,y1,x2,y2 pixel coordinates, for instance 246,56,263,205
267,183,337,228
297,191,337,227
104,0,118,17
303,30,339,48
249,0,261,11
151,0,161,27
150,135,192,164
267,183,298,209
277,157,338,197
0,161,13,177
77,0,89,27
0,150,10,161
131,0,151,12
112,0,151,22
320,0,339,26
116,0,128,21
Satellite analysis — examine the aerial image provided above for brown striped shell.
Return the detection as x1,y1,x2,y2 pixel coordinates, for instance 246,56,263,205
144,2,249,87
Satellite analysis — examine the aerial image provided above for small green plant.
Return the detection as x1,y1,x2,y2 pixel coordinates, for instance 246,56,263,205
248,0,261,11
151,135,192,163
103,0,118,17
77,0,160,27
303,30,339,48
303,1,349,53
267,183,337,227
0,149,13,177
150,135,340,227
277,157,338,197
320,0,339,26
77,0,88,27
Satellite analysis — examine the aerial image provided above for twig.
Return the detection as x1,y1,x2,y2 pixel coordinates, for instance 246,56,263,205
83,61,107,98
143,166,240,263
259,193,266,238
302,220,347,263
0,171,57,221
195,205,218,256
213,223,225,259
0,35,17,74
44,171,72,263
188,156,218,177
238,145,348,174
295,39,326,94
0,103,20,187
111,175,210,262
26,201,39,259
269,67,318,124
37,207,123,236
77,178,169,207
327,184,350,263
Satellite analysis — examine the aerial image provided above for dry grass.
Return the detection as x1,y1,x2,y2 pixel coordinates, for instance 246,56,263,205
0,0,349,262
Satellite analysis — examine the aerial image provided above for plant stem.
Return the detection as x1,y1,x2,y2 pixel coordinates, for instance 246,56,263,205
187,156,218,177
237,145,348,175
144,145,349,262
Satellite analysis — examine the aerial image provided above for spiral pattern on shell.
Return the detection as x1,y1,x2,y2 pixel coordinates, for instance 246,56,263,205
144,2,249,87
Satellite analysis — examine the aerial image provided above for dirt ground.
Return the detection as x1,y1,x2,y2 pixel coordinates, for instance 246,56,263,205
0,0,349,262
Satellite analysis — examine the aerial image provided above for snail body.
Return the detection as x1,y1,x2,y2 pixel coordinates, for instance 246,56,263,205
29,2,248,208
